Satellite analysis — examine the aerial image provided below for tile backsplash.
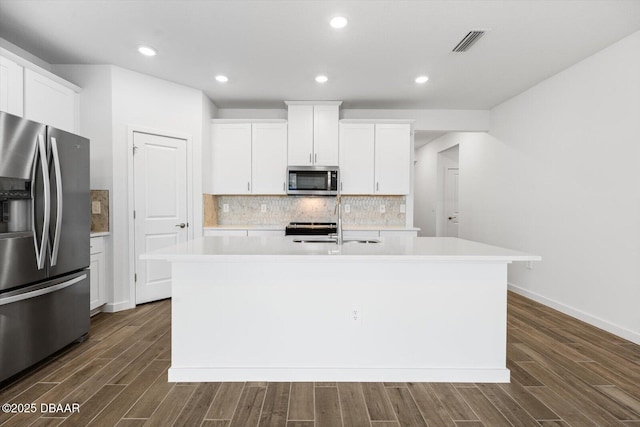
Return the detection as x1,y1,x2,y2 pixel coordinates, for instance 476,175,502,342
90,190,109,232
206,195,406,226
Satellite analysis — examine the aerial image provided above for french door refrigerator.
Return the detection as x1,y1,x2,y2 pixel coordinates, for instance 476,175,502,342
0,111,90,383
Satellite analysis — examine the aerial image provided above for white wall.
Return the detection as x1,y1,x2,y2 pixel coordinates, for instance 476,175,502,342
55,64,215,312
109,66,210,310
414,133,465,237
427,31,640,343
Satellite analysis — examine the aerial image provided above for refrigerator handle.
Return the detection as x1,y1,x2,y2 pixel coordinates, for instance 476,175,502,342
50,137,63,266
31,134,50,270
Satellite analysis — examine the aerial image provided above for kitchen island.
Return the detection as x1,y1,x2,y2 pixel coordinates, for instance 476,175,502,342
143,236,540,383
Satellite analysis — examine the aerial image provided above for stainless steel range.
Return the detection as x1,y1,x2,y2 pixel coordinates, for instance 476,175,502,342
285,222,337,237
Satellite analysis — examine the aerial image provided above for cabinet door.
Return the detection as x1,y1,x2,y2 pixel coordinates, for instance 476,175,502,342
89,237,106,311
339,123,375,194
0,55,24,116
287,105,314,165
374,124,411,195
212,123,252,194
24,68,77,132
313,105,339,165
252,123,287,194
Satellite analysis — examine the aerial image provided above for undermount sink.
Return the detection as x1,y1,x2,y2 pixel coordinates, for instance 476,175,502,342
292,239,380,244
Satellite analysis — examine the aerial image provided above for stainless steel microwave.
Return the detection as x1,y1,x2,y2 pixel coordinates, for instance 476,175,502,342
287,166,339,196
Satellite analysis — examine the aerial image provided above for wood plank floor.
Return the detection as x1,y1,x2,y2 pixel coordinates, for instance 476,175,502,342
1,292,639,426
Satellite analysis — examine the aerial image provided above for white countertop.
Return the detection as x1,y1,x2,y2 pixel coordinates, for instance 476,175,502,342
143,236,540,263
90,231,110,237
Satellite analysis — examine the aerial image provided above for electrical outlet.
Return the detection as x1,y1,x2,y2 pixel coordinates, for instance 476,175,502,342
91,201,101,214
399,204,406,213
526,261,533,270
379,204,386,214
261,204,267,213
344,204,350,213
223,204,229,213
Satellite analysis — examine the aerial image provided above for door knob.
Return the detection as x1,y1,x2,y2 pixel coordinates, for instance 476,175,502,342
176,223,186,228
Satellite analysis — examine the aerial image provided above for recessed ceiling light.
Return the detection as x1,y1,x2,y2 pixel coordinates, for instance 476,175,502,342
415,75,429,84
315,75,328,83
215,75,229,83
137,45,157,57
330,16,348,29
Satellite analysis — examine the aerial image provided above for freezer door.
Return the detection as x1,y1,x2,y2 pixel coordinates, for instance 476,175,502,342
0,270,89,383
47,127,90,277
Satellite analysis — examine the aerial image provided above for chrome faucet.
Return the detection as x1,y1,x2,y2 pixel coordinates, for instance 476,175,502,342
333,194,343,245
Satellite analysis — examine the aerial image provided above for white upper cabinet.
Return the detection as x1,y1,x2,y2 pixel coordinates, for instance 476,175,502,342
286,102,341,166
287,104,314,165
24,68,78,133
211,121,287,195
339,122,411,195
313,104,339,165
374,123,411,195
212,123,252,194
251,122,287,194
0,55,24,116
339,123,375,194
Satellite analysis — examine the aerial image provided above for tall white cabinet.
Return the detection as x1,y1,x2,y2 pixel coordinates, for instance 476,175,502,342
211,120,287,195
339,121,411,195
286,101,341,166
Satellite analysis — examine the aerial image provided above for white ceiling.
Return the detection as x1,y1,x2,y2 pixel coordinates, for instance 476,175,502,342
1,0,639,109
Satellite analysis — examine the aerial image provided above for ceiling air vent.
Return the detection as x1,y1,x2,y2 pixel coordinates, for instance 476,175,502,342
452,30,486,52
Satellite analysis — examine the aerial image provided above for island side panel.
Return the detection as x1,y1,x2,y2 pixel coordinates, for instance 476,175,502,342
169,260,509,382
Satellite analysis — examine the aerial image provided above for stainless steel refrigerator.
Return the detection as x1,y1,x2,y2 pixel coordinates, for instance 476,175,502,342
0,111,90,383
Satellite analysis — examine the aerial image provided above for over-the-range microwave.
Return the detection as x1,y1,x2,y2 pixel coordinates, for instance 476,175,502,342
287,166,339,196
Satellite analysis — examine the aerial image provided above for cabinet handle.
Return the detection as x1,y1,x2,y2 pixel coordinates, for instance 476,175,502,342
309,153,312,164
376,182,379,192
341,182,343,191
315,153,318,163
283,182,285,191
248,182,250,192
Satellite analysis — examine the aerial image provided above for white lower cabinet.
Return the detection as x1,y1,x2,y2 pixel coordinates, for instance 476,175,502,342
247,230,285,237
343,230,380,240
204,229,248,237
89,236,106,312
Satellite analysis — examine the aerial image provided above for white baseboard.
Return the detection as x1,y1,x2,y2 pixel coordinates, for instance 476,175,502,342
508,283,640,345
102,300,134,313
168,367,510,383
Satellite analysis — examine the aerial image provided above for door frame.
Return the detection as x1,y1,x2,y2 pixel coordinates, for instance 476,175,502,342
127,125,194,308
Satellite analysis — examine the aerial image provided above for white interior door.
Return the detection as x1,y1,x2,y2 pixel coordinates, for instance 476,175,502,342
445,167,459,237
134,132,187,304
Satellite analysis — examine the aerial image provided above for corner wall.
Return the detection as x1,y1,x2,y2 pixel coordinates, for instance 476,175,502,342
434,31,640,343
